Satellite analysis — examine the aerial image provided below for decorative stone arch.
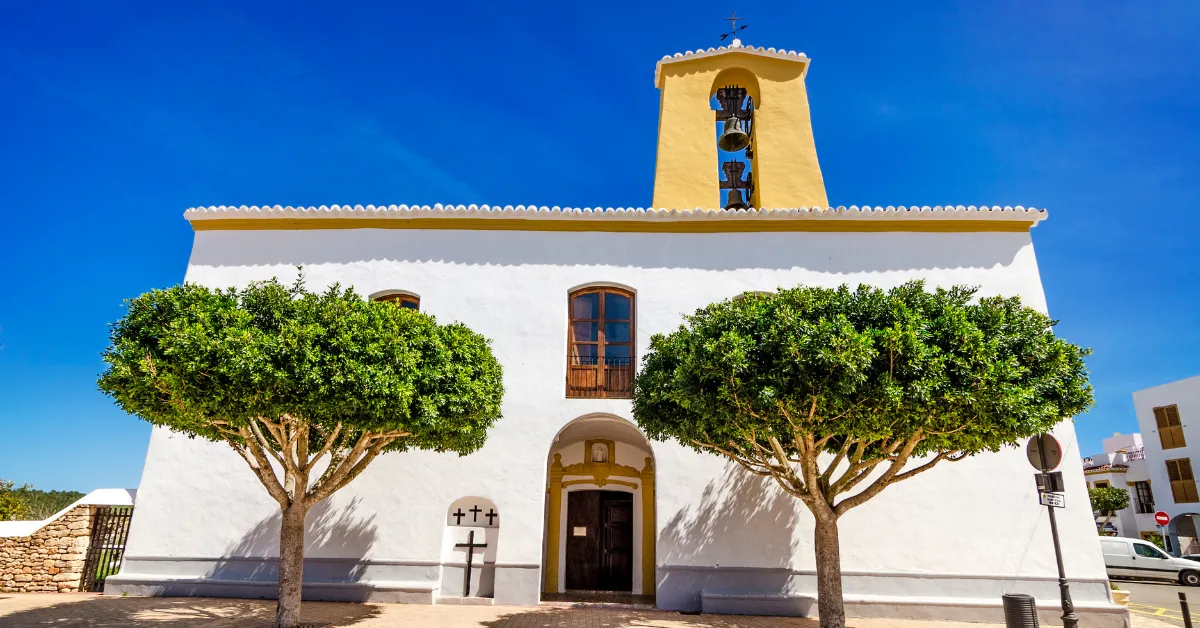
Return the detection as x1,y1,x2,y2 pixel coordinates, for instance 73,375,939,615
542,413,656,596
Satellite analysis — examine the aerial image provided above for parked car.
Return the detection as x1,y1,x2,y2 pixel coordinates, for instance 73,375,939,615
1101,537,1200,586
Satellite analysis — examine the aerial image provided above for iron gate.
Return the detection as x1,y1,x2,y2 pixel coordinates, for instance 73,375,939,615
79,506,134,592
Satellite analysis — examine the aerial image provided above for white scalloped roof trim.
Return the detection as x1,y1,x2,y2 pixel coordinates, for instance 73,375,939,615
654,44,810,86
184,205,1046,224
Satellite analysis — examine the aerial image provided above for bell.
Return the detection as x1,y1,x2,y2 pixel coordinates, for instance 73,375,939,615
724,188,749,210
717,116,751,152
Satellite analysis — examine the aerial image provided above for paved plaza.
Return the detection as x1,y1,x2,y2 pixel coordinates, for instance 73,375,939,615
0,594,1176,628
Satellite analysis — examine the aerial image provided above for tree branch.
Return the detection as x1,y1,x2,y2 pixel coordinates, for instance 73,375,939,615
303,422,344,474
309,432,375,501
247,419,287,469
309,437,398,503
833,432,925,516
230,430,290,509
819,438,855,487
691,440,772,476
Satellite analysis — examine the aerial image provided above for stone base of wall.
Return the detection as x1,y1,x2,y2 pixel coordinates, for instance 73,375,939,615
0,506,93,593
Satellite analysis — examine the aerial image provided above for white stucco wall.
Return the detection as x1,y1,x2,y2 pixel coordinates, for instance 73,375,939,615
112,226,1115,619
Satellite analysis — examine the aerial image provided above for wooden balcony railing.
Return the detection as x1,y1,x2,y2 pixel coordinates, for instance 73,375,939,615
567,356,633,399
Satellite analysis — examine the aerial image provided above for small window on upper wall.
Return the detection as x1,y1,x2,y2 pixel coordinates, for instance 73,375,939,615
1155,405,1186,450
374,292,420,310
1167,458,1199,504
566,287,634,399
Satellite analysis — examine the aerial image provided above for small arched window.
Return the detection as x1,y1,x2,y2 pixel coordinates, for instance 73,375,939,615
374,292,420,310
567,287,634,399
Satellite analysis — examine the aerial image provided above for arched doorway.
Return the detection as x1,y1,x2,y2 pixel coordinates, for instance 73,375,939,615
542,414,656,598
1169,513,1200,555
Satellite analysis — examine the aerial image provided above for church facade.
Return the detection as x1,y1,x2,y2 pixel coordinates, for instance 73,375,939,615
108,42,1126,625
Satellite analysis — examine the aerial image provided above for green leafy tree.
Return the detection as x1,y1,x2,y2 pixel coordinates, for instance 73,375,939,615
0,479,33,521
14,488,86,520
1089,487,1131,534
99,278,504,628
633,282,1091,628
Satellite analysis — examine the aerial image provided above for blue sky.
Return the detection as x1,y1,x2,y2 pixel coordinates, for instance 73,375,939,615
1,2,1197,491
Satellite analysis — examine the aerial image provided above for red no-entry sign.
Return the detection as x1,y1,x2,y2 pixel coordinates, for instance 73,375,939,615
1155,511,1171,526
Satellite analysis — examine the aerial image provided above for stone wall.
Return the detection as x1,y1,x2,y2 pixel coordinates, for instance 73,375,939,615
0,505,93,592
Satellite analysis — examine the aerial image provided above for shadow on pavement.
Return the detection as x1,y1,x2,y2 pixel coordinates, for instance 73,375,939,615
0,597,381,627
480,607,821,627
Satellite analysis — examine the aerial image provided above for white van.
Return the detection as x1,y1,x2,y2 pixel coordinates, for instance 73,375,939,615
1100,537,1200,585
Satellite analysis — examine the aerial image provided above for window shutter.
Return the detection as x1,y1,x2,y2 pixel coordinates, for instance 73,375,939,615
1157,406,1171,429
1156,406,1186,450
1158,407,1175,449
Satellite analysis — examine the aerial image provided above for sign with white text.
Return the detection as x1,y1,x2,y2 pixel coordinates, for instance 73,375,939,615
1039,492,1066,508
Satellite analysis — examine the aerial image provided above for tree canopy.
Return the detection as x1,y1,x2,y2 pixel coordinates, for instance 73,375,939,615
99,277,504,627
632,281,1092,628
99,278,504,472
0,479,33,522
1089,487,1131,514
634,282,1092,511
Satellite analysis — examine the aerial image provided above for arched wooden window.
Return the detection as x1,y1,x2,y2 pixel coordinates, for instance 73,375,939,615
567,287,634,398
374,292,420,310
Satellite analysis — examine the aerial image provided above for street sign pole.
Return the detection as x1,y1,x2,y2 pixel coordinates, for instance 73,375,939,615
1046,497,1078,628
1155,512,1172,554
1029,434,1078,628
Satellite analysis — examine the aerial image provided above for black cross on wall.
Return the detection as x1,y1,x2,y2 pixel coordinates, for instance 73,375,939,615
452,508,466,525
485,509,498,526
469,505,483,522
454,530,489,597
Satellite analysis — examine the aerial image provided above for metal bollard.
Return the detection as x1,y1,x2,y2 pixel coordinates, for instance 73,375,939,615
1181,592,1194,628
1003,593,1040,628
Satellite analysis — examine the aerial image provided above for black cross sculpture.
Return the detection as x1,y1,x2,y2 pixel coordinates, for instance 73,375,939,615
485,509,498,526
455,530,488,597
469,505,483,522
452,508,466,525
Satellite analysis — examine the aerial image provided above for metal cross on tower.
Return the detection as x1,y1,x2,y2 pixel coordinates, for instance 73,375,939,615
720,10,748,42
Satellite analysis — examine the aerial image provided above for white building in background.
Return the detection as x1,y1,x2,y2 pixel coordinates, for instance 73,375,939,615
104,41,1126,626
1134,375,1200,555
1081,433,1158,539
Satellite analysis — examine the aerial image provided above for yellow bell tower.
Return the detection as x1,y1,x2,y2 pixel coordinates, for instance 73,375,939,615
651,42,828,210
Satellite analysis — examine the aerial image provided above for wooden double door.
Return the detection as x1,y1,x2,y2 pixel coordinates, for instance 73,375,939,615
565,490,633,591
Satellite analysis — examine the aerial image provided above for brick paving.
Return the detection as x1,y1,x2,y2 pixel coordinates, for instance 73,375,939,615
0,593,1172,628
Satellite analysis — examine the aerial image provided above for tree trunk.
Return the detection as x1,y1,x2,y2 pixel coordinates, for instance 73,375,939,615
814,515,846,628
276,503,307,628
1100,511,1114,535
